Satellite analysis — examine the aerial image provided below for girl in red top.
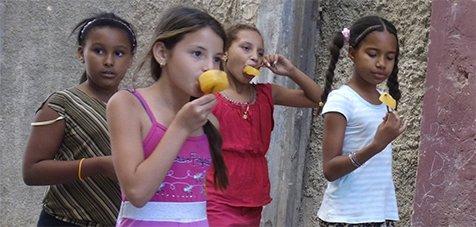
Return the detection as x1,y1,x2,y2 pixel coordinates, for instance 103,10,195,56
205,24,322,226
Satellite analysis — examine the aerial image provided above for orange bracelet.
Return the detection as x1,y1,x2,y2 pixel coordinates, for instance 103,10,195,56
78,158,85,180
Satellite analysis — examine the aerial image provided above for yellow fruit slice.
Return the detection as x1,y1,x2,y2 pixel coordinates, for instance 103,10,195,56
243,65,262,76
379,92,396,110
199,70,229,93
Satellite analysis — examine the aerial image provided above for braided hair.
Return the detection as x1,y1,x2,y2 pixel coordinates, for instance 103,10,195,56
319,16,401,112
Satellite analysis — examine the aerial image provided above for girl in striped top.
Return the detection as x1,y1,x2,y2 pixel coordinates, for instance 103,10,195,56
23,13,136,226
317,16,408,227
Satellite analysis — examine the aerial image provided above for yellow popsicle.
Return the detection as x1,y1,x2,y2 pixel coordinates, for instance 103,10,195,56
199,70,229,93
243,65,262,76
379,92,396,110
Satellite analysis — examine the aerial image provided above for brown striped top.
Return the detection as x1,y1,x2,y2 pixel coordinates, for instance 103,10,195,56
41,87,120,226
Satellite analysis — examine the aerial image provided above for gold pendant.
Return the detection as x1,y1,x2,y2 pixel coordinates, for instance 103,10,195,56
242,105,250,120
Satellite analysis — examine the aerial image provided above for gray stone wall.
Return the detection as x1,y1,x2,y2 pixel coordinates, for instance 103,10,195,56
1,0,432,226
0,1,258,226
255,1,319,226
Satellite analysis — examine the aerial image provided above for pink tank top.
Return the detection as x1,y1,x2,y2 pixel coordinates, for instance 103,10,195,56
117,89,211,227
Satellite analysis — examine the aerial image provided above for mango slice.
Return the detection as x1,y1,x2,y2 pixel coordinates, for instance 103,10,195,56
199,70,229,93
379,92,396,110
243,65,262,76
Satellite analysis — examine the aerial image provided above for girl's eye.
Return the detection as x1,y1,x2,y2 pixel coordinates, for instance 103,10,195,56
115,51,124,57
258,52,264,57
192,51,202,57
241,46,250,51
367,53,377,58
386,56,395,61
213,57,222,63
95,49,105,54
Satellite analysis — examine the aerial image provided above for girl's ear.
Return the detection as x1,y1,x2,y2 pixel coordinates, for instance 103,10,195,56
222,51,228,62
153,42,167,66
348,46,356,62
77,46,85,63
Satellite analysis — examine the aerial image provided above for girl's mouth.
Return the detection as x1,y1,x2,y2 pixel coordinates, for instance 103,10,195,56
102,71,116,78
374,73,386,79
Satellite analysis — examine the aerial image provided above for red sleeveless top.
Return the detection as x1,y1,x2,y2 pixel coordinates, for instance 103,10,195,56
206,83,274,206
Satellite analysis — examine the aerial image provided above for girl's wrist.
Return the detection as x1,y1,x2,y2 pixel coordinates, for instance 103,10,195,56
283,67,296,78
368,141,387,155
81,157,104,179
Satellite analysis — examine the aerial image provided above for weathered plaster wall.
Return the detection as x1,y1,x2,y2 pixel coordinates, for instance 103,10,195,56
0,1,259,226
412,1,476,226
255,1,319,226
1,0,317,226
1,0,438,226
302,1,431,226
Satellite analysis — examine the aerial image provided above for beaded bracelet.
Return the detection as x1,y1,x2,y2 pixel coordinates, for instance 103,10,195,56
78,158,85,180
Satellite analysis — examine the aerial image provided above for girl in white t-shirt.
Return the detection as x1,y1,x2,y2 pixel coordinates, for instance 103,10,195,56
318,16,408,227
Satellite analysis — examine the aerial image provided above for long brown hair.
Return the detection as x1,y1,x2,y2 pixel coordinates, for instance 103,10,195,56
134,6,229,191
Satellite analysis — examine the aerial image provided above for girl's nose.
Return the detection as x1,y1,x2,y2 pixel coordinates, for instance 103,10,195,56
376,57,385,69
250,53,258,62
202,59,215,72
104,54,114,66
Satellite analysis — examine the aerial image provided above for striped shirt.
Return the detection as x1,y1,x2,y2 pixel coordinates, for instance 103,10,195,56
318,85,399,223
41,87,121,226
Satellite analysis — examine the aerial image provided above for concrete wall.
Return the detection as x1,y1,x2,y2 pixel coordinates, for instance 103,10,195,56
0,0,313,226
302,1,431,227
2,0,458,227
412,1,476,226
255,1,319,226
0,1,256,226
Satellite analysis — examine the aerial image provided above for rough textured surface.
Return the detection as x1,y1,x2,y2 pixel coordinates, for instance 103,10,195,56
412,1,476,226
0,1,257,226
256,1,319,226
301,0,431,226
1,0,433,226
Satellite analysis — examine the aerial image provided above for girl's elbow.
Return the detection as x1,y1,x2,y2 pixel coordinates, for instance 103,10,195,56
323,168,338,182
23,176,33,185
23,171,38,185
127,197,148,208
324,174,338,182
122,188,150,208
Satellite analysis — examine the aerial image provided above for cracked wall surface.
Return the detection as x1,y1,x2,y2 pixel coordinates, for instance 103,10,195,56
1,1,434,226
412,1,476,226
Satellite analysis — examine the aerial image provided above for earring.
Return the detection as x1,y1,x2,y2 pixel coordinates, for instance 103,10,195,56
222,56,228,62
159,62,165,67
79,58,84,63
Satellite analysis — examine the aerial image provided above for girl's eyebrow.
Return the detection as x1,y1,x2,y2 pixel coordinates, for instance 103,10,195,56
191,45,207,51
365,47,396,54
241,41,264,52
190,45,224,56
240,41,252,46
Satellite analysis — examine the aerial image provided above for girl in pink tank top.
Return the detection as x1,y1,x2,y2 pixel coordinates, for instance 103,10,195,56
107,6,228,227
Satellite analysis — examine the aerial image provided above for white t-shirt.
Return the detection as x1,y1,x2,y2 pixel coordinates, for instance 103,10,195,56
318,85,399,223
